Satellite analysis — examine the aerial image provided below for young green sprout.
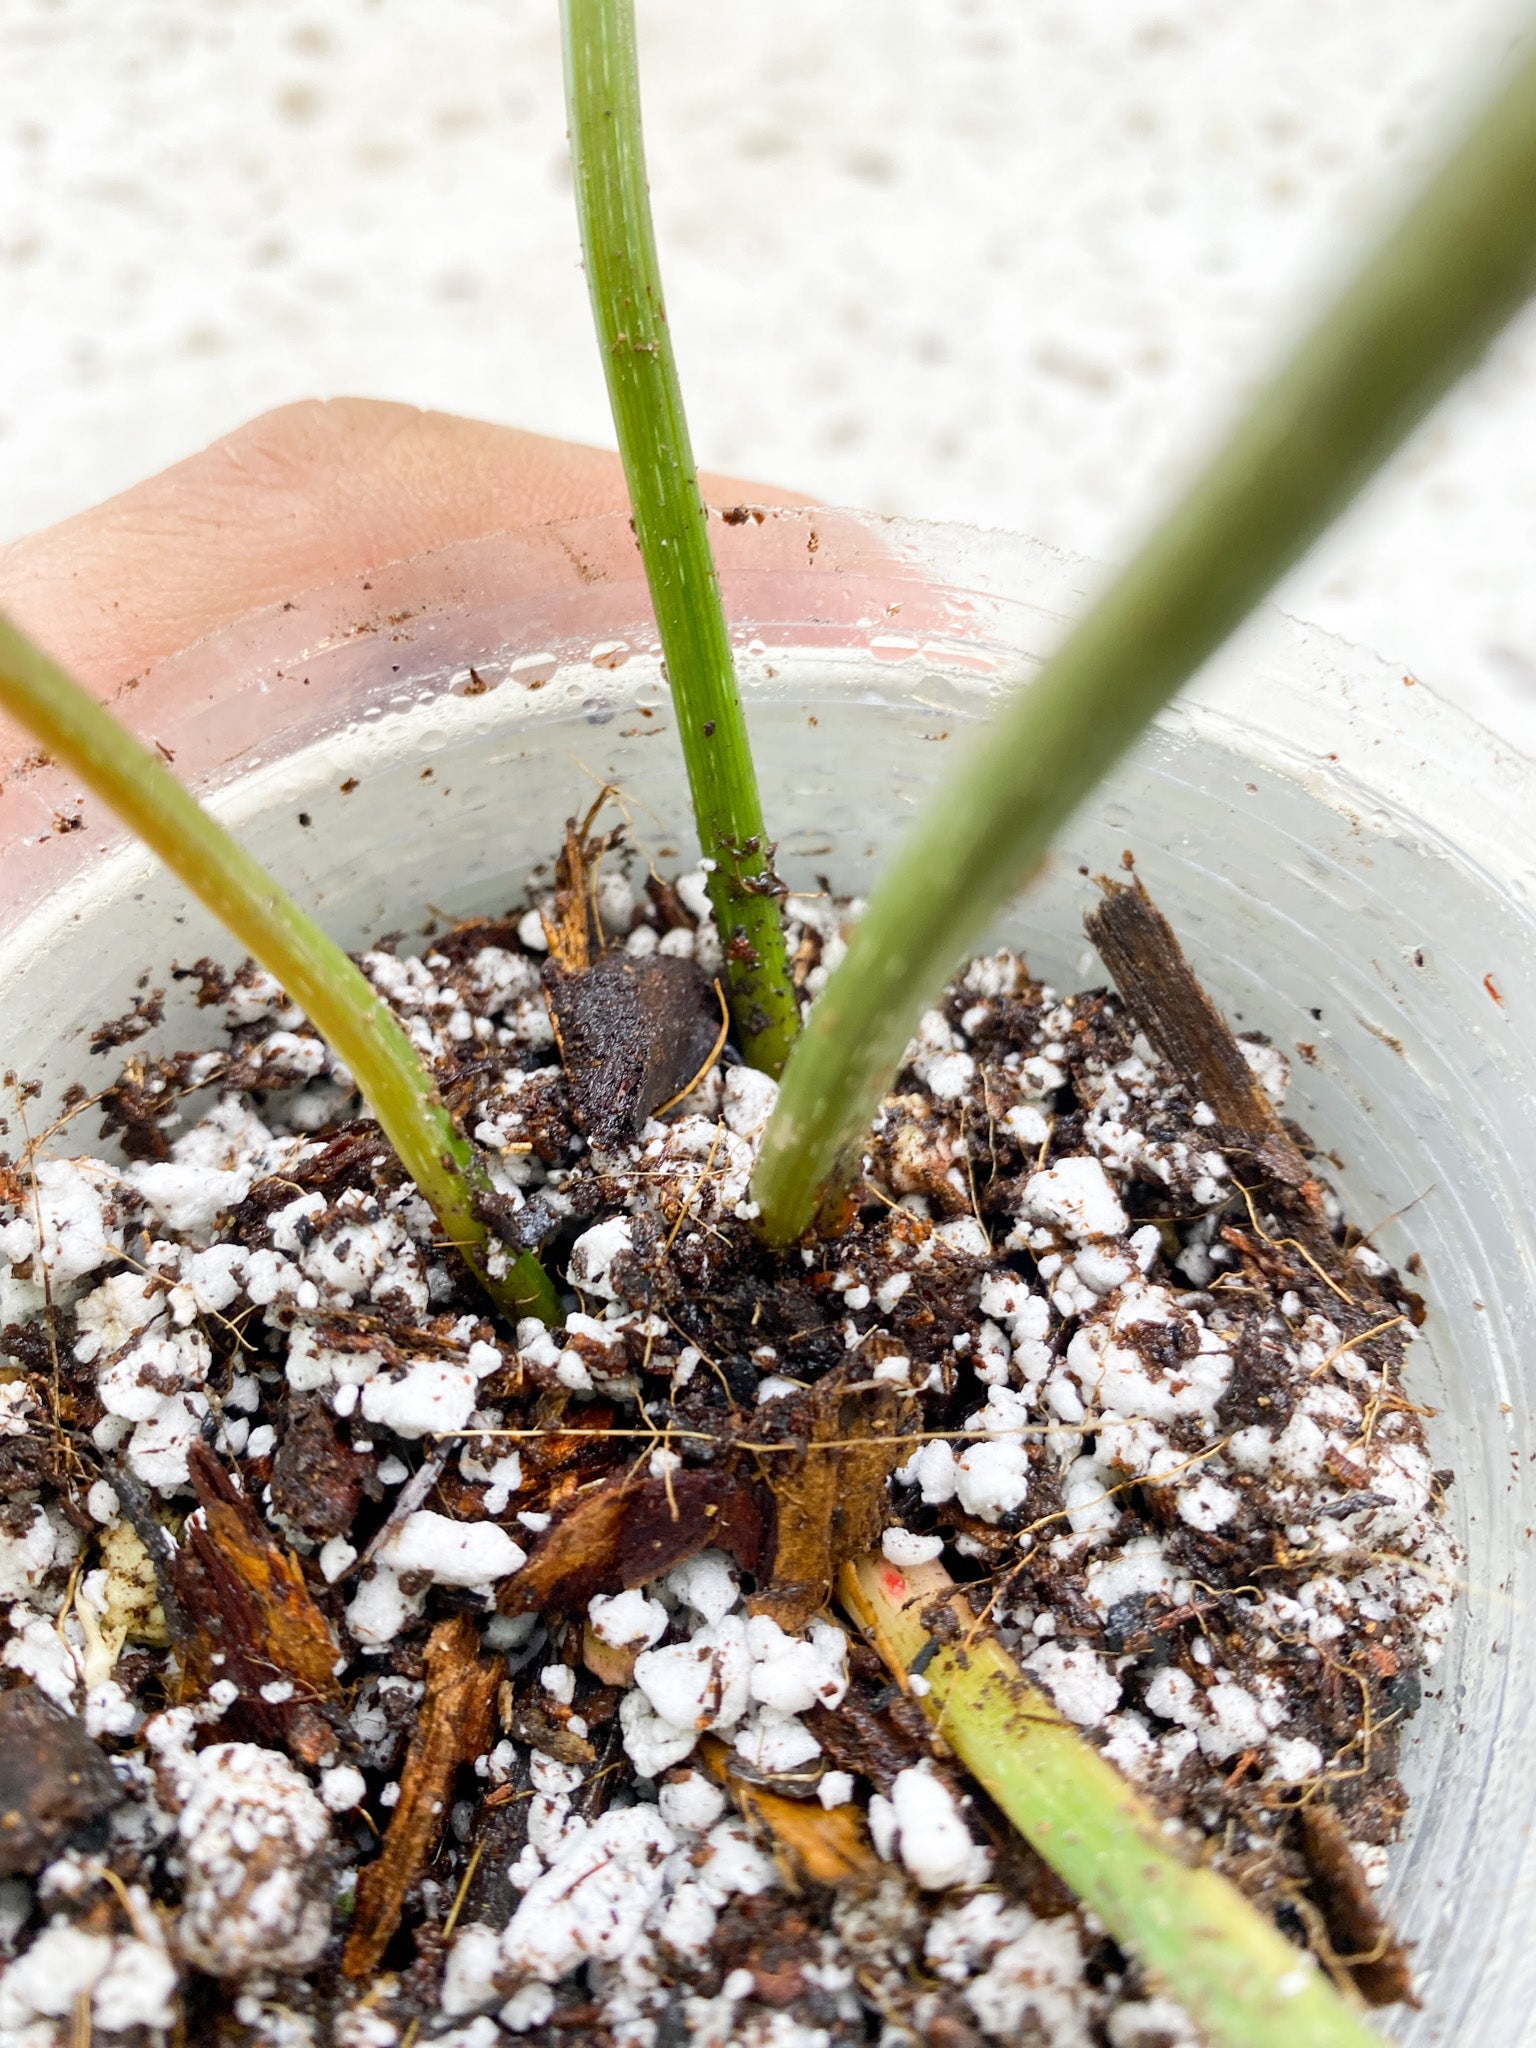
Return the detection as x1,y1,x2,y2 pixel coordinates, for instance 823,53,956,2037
0,614,560,1327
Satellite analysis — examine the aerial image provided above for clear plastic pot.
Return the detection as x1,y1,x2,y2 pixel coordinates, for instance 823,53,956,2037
1,508,1530,2043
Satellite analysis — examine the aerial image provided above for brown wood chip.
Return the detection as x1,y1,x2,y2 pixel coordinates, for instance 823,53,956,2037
1085,873,1316,1195
1300,1801,1418,2008
173,1442,343,1715
497,1466,773,1617
268,1399,370,1541
342,1614,500,1980
750,1359,913,1634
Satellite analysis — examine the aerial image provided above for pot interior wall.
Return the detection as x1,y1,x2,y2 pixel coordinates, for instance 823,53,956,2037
1,533,1530,2043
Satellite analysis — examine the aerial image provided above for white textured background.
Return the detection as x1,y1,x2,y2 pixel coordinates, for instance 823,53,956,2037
5,0,1536,744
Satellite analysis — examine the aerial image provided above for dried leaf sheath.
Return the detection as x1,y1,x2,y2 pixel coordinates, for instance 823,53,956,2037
749,1356,914,1635
696,1734,879,1890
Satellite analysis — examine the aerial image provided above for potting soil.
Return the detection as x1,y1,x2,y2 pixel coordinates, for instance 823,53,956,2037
0,856,1453,2045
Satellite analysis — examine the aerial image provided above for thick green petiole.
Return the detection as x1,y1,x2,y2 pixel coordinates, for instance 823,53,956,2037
560,0,800,1077
0,616,560,1326
754,35,1536,1239
841,1553,1378,2048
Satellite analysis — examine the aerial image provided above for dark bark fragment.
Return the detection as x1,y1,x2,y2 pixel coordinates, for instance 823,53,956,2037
542,949,721,1146
498,1465,773,1617
269,1398,369,1540
1300,1801,1418,2008
0,1686,123,1877
169,1442,344,1750
1085,873,1315,1194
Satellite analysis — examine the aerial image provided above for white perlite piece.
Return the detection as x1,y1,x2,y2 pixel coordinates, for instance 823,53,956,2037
441,1923,503,2019
0,1916,178,2037
869,1765,987,1892
2,1156,123,1285
662,1550,739,1625
73,1271,163,1364
378,1509,526,1590
0,1506,78,1604
565,1215,633,1302
1022,1156,1128,1241
617,1686,698,1776
1024,1641,1122,1728
149,1720,332,1977
633,1615,751,1733
129,1097,304,1241
656,1772,726,1837
346,1563,426,1648
966,1912,1103,2046
588,1588,668,1652
721,1065,779,1143
745,1615,847,1715
84,1294,215,1496
360,1357,481,1439
1142,1668,1282,1763
320,1764,367,1812
1065,1284,1232,1425
881,1527,945,1567
499,1805,676,1982
1268,1736,1325,1784
1177,1471,1241,1531
955,1437,1031,1522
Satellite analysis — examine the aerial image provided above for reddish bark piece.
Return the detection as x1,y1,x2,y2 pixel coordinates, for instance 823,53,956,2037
750,1360,912,1635
0,1686,123,1877
581,1619,637,1690
497,1466,773,1617
173,1442,343,1711
542,948,721,1146
342,1614,500,1980
1300,1802,1418,2008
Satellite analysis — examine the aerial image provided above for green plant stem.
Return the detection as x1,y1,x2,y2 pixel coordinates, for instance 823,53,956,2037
0,616,560,1326
755,35,1536,1239
841,1553,1376,2048
561,0,800,1077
